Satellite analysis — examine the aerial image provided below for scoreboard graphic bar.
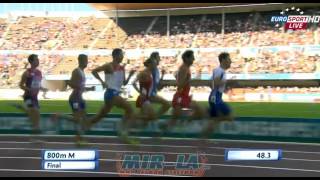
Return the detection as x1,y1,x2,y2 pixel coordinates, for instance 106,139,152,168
225,149,282,161
41,149,99,170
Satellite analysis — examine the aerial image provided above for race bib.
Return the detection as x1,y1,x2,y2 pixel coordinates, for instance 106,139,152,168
31,79,41,89
177,97,182,103
143,100,151,106
73,102,79,109
25,99,32,106
210,95,216,103
142,88,147,96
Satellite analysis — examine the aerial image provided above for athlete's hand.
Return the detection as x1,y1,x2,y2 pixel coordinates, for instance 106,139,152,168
177,88,184,94
86,86,95,91
141,94,147,100
42,88,49,92
129,69,136,76
224,87,231,93
102,83,107,89
157,82,164,90
24,87,32,93
226,80,238,88
100,81,106,89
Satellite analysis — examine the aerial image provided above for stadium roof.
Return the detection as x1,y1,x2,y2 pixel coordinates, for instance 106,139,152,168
89,3,320,17
90,3,246,11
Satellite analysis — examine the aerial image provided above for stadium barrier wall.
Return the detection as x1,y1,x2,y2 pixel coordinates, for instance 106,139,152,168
0,113,320,143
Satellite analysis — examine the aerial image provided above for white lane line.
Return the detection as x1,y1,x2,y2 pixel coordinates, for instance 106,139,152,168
282,158,320,162
0,140,319,155
206,164,320,173
212,138,320,147
0,140,200,148
1,156,320,163
1,148,320,162
0,169,191,177
0,156,209,166
3,155,320,163
1,134,320,147
0,147,222,157
0,162,320,174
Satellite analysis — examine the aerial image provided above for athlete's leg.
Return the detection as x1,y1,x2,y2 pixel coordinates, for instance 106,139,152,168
201,103,234,138
27,107,41,134
112,96,135,129
149,95,170,118
72,110,86,142
112,95,140,145
159,105,182,132
86,89,115,129
189,100,206,121
87,103,113,129
139,102,157,127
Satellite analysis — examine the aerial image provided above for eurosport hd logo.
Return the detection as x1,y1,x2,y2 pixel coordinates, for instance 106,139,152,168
115,152,210,177
271,6,320,30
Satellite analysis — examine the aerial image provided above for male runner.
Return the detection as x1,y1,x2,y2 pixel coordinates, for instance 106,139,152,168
161,50,205,131
14,54,48,141
64,54,95,145
202,52,234,138
133,58,157,126
149,52,170,118
87,48,136,143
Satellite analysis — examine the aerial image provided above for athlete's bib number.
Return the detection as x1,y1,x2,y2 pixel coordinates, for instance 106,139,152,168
73,103,79,109
31,80,41,89
142,88,147,96
25,99,32,106
210,95,216,103
143,100,151,106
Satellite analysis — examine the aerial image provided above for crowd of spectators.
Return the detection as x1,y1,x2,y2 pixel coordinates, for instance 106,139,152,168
1,49,320,88
0,9,318,50
0,54,62,88
1,8,320,95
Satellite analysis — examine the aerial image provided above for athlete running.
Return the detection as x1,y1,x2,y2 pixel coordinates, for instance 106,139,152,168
148,52,170,118
59,54,95,145
87,48,137,143
13,54,48,142
201,52,235,139
161,50,205,132
133,58,158,127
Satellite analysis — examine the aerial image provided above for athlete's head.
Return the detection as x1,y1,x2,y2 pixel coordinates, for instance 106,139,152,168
78,54,88,69
218,52,231,70
112,48,124,64
150,52,160,66
182,50,195,66
144,58,156,70
28,54,39,68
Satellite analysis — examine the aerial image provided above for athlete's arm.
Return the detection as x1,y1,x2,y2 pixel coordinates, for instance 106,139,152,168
160,69,165,81
19,71,30,92
132,75,140,94
210,80,215,90
123,69,135,86
138,71,149,98
85,86,95,91
212,70,226,89
37,71,48,92
157,69,166,90
213,76,226,87
92,63,111,88
190,79,210,87
177,66,189,92
40,86,48,92
67,69,81,90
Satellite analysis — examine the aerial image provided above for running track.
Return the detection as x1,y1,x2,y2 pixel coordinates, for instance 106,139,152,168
0,135,320,177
